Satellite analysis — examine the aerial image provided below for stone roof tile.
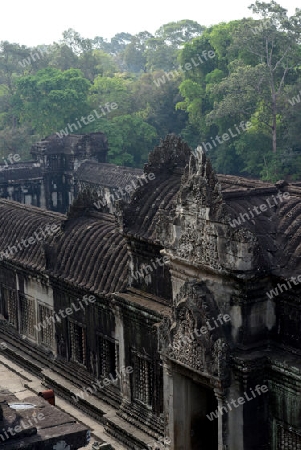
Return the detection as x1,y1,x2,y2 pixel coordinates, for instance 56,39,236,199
47,213,129,294
0,199,63,271
75,161,143,188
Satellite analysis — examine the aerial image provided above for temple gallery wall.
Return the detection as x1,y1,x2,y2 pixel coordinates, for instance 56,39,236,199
0,134,301,449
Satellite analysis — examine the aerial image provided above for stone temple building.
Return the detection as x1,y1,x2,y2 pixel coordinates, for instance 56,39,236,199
0,134,301,449
0,132,142,213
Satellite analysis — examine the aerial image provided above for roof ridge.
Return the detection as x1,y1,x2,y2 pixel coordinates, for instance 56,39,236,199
0,199,65,220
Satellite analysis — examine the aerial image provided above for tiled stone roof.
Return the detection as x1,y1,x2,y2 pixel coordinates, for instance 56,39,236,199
0,198,129,294
0,199,63,271
1,134,301,286
122,135,191,243
75,161,143,188
47,212,129,294
0,163,42,182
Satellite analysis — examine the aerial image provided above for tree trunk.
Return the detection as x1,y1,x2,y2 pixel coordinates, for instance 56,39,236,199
272,92,277,153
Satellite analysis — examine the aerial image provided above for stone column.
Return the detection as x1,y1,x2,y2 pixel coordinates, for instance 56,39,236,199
113,304,131,400
214,387,227,450
163,359,174,449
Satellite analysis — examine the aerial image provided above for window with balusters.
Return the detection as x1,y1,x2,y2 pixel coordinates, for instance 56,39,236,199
2,286,18,328
98,334,119,382
19,294,36,339
37,303,54,348
276,421,301,449
131,349,163,414
68,321,87,366
131,350,153,408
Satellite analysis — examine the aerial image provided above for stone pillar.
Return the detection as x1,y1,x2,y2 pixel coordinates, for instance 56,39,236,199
113,304,131,400
214,388,227,450
163,359,174,449
40,180,46,209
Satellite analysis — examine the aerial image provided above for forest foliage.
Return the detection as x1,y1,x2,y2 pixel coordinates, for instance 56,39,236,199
0,1,301,180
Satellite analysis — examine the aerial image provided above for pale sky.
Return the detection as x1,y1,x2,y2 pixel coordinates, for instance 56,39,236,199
1,0,299,47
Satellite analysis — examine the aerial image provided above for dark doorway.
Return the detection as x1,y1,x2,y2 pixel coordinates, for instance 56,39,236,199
173,373,218,449
190,382,218,450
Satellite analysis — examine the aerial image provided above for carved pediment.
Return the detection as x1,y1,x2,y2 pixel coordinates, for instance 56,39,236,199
160,282,230,383
168,149,229,269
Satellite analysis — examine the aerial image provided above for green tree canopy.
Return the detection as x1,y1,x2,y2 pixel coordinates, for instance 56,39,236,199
13,68,91,136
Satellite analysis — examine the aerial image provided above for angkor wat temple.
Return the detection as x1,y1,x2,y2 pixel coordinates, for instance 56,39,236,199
0,133,301,449
0,132,142,213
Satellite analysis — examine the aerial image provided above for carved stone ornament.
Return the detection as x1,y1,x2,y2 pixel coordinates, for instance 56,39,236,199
160,281,230,382
171,148,227,270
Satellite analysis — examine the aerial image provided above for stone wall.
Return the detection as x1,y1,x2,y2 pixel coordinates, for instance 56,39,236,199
1,135,301,449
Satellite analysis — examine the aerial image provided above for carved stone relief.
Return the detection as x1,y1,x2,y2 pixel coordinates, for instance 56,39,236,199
160,282,230,384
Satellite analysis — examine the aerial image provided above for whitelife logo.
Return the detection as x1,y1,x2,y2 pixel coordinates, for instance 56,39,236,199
18,47,51,67
0,153,21,171
201,121,252,152
206,384,268,421
93,173,155,209
153,51,216,87
250,18,274,35
34,295,96,332
129,256,169,284
0,413,45,442
288,89,301,106
266,275,301,299
71,366,133,402
229,192,290,228
0,223,59,262
56,102,118,138
169,314,231,355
